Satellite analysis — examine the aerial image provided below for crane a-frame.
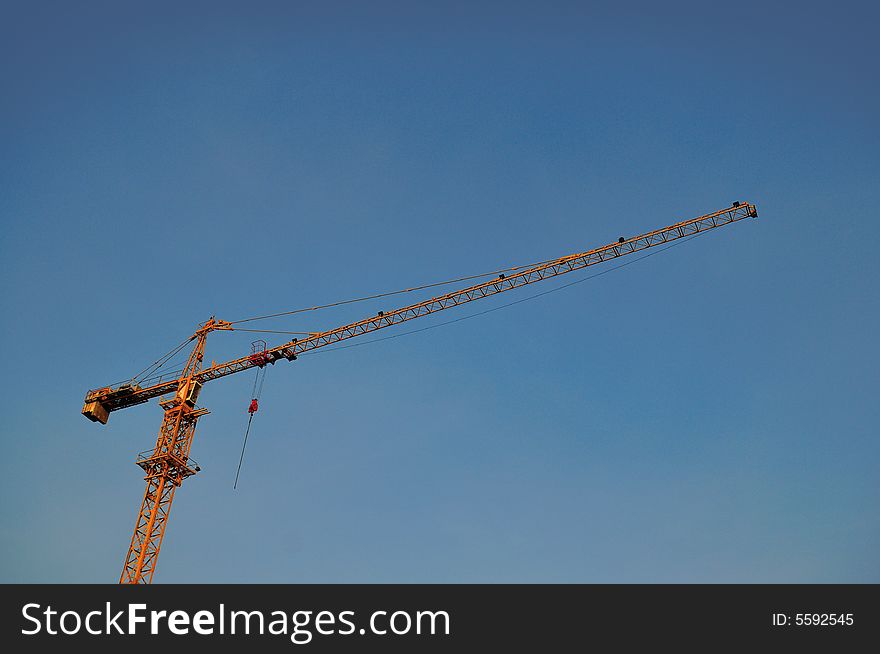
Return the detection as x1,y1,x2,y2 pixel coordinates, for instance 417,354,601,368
82,201,757,583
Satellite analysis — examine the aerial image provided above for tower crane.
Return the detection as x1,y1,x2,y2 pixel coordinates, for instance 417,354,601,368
81,201,757,583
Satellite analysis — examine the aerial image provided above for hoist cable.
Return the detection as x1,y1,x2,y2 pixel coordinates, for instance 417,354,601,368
235,364,269,489
233,413,254,490
250,365,261,400
257,366,268,398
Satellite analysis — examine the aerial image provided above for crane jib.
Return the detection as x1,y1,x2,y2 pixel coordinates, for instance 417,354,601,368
82,201,756,424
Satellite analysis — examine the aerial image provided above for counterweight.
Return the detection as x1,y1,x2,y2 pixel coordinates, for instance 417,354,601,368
82,201,757,583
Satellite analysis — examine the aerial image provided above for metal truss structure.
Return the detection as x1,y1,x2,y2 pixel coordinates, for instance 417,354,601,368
82,201,757,583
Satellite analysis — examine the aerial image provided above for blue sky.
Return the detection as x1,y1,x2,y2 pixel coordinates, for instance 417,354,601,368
1,1,878,582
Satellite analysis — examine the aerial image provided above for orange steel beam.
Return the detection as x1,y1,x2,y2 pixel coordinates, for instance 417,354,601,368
82,201,757,583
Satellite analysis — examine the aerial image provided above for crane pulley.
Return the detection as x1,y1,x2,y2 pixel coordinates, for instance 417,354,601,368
81,201,757,583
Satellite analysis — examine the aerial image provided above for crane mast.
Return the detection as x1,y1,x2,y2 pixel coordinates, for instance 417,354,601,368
82,201,757,583
115,319,229,584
